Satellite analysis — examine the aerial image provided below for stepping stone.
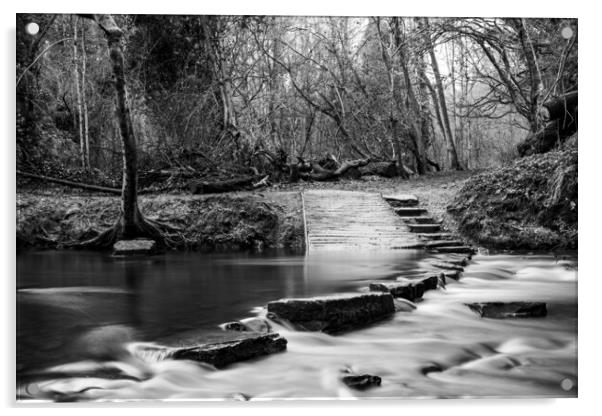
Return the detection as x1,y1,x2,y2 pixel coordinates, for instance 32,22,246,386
424,240,465,248
408,224,441,233
432,246,475,254
394,207,427,217
432,262,464,272
266,293,395,334
444,257,469,267
442,270,462,281
113,239,156,256
342,374,382,390
416,233,455,240
465,302,547,319
382,194,419,207
170,332,287,368
370,274,440,301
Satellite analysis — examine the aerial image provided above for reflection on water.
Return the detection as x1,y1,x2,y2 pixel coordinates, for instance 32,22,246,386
16,250,577,400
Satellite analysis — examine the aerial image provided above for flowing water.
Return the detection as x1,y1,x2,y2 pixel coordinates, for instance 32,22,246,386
16,249,577,401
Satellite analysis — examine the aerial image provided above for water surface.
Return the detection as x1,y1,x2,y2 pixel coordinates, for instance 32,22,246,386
16,250,577,400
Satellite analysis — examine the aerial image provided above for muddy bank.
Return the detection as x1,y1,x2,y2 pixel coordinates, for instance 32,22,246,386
447,145,577,250
16,192,305,251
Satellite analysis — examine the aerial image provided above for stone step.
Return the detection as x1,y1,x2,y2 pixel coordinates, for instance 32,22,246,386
394,207,428,216
382,194,419,207
431,246,476,254
416,232,455,240
113,239,156,256
408,223,441,233
400,216,439,224
266,292,395,334
423,240,465,248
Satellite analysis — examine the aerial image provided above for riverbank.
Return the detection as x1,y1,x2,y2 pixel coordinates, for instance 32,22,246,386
17,171,474,252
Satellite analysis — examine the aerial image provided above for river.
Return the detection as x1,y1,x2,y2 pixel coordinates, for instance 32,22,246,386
16,249,577,401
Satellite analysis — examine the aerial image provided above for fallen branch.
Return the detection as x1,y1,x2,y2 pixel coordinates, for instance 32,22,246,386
188,174,266,194
17,170,121,195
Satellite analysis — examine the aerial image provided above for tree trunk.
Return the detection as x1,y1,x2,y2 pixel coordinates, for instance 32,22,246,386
81,22,90,171
72,17,85,170
423,18,462,170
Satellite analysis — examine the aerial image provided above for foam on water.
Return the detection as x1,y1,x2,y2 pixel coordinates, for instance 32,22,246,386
17,251,577,401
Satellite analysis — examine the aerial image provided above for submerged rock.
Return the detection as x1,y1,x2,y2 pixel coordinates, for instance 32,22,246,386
221,317,271,333
113,239,156,256
221,321,249,332
266,293,394,334
170,332,287,368
341,374,382,390
466,302,547,319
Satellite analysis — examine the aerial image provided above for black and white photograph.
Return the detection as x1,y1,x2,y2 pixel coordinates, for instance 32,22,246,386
11,4,584,405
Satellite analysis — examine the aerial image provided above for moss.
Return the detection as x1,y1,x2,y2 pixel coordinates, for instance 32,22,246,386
16,193,305,252
447,145,577,250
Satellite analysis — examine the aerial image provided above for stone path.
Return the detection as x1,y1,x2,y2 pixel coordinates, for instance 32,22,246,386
302,190,422,251
302,190,475,253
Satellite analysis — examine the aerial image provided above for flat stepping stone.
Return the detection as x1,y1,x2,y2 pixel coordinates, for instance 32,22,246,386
382,194,419,207
169,332,287,368
113,239,156,256
394,207,428,216
432,246,475,254
465,302,547,319
266,292,394,334
370,274,439,301
408,224,441,233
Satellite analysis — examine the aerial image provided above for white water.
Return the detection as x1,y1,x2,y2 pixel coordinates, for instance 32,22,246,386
17,251,577,401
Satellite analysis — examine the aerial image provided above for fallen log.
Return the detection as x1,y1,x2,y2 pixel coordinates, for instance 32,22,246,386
188,174,265,194
517,117,577,157
300,158,371,181
359,161,397,178
17,170,122,195
538,91,578,123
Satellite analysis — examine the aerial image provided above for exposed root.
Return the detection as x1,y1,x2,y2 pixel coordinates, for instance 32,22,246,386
69,213,185,250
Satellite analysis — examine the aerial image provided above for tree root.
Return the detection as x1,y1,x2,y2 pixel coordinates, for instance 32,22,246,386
69,214,185,250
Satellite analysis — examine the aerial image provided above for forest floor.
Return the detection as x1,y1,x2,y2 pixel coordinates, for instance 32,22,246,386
16,170,475,252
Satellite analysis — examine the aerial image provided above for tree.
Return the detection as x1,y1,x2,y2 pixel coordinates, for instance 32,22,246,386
77,14,175,247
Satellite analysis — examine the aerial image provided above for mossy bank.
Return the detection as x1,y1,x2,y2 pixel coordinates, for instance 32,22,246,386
17,192,305,251
447,145,577,250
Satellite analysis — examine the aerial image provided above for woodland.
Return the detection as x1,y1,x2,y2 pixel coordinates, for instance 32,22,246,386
16,14,578,249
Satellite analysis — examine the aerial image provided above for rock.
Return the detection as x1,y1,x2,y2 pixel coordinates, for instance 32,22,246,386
239,317,271,333
341,374,382,390
220,322,249,332
113,239,156,256
383,194,419,207
371,274,440,301
465,302,547,319
445,257,469,267
433,262,464,272
266,293,395,334
170,332,287,368
416,232,454,240
220,317,271,333
393,298,417,312
442,270,462,281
